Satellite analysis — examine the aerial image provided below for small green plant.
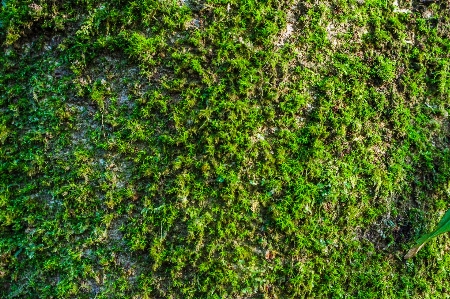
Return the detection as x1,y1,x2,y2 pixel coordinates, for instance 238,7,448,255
405,209,450,259
373,55,396,83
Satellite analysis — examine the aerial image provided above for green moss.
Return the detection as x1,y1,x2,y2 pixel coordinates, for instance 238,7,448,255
1,0,450,298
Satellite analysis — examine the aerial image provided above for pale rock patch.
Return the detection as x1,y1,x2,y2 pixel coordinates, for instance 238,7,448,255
393,0,411,13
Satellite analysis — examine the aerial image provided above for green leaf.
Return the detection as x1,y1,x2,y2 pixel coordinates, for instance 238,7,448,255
405,209,450,259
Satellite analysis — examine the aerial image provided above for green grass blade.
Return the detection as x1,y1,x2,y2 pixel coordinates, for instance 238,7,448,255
405,209,450,259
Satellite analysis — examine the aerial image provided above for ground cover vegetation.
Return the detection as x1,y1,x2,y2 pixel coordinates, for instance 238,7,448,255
1,0,450,297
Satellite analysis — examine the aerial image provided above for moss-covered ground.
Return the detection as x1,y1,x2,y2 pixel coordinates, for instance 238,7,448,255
1,0,450,297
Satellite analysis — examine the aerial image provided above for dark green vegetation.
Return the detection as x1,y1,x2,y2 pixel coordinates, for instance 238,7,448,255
1,0,450,297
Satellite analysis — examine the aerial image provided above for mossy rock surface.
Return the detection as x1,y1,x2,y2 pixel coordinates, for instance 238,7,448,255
1,0,450,298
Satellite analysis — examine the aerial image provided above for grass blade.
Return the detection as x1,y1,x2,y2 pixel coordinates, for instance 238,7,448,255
405,209,450,259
